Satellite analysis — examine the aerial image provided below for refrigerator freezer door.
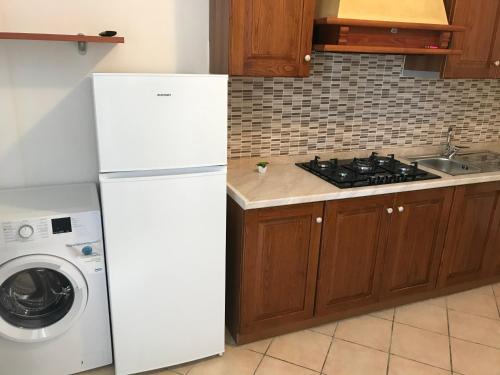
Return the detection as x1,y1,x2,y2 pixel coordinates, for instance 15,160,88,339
99,168,226,375
93,74,228,173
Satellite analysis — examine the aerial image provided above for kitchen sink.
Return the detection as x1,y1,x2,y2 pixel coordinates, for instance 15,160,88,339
415,157,481,176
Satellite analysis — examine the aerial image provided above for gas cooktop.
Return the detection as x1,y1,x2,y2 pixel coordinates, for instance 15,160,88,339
296,152,441,189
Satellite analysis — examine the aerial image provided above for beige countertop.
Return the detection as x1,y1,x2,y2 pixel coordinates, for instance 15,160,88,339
227,142,500,210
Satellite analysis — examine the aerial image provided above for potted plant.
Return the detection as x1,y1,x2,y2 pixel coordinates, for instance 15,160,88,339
256,161,269,174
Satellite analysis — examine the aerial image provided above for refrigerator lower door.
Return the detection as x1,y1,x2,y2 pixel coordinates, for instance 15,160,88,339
99,166,226,375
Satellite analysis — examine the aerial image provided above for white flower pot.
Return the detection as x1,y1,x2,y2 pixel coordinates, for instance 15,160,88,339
257,165,268,174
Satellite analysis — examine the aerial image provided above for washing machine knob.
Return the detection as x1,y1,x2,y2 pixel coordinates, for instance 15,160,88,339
18,224,34,239
81,246,93,256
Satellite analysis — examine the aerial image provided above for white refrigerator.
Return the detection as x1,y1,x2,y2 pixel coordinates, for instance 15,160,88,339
92,74,227,375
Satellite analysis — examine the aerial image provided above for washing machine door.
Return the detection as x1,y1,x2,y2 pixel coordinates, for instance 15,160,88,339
0,254,88,343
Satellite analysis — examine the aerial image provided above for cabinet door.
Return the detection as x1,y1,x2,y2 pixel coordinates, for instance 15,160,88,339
443,0,500,78
315,195,393,316
491,17,500,78
240,202,323,333
439,182,500,287
230,0,315,77
381,188,453,299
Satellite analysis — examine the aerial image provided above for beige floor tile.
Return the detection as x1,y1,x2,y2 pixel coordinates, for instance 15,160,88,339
449,310,500,349
395,301,449,334
169,361,197,374
335,315,392,352
255,356,317,375
267,330,331,372
391,323,451,370
465,286,495,296
240,338,273,354
389,356,451,375
310,321,338,336
427,296,447,308
370,308,395,321
493,283,500,296
451,338,500,375
447,291,499,319
323,339,388,375
187,346,262,375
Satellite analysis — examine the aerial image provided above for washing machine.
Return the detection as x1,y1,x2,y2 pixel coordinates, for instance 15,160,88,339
0,183,112,375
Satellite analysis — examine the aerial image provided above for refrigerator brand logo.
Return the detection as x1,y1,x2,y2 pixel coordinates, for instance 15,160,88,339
157,93,172,97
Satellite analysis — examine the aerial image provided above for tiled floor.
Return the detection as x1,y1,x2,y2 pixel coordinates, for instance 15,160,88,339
84,283,500,375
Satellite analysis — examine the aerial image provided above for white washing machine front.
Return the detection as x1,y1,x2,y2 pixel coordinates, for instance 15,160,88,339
0,183,112,375
0,254,88,343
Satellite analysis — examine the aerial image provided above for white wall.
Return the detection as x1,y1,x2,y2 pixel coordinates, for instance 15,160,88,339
0,0,210,188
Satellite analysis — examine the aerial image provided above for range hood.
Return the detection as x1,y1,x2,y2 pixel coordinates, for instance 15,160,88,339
313,0,465,55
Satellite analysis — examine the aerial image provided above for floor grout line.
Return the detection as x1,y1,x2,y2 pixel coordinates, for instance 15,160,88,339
319,321,338,374
492,284,500,318
264,354,321,373
252,338,273,375
446,297,454,374
385,307,396,375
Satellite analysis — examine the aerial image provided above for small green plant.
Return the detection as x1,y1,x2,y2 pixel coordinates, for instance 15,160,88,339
256,161,269,168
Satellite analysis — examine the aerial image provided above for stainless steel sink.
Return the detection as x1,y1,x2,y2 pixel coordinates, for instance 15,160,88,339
415,157,481,176
455,151,500,173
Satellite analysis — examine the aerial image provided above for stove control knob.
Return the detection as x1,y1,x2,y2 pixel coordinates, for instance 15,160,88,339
378,176,385,184
368,176,376,184
18,224,34,239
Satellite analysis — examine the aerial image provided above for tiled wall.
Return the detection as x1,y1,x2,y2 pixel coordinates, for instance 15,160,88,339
228,53,500,158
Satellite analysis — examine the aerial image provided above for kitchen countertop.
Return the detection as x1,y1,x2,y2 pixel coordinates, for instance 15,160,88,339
227,142,500,210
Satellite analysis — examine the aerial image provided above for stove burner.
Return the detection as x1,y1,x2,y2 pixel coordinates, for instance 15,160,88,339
352,158,376,174
296,154,440,189
374,153,395,166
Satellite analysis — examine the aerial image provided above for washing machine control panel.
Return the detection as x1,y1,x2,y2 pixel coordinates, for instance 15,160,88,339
1,211,101,247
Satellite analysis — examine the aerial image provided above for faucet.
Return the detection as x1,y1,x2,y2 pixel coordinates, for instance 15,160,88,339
443,127,468,159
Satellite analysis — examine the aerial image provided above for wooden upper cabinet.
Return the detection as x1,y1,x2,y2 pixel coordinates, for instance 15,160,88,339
239,203,323,333
380,188,453,299
439,182,500,287
491,18,500,78
315,195,392,316
210,0,316,77
443,0,500,78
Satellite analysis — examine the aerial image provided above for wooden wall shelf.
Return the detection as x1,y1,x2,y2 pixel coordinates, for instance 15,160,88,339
0,32,124,55
0,32,124,44
313,17,465,56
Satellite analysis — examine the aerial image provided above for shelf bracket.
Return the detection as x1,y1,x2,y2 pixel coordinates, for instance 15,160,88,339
77,33,87,55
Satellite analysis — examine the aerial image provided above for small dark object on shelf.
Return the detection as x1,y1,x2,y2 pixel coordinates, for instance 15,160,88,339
99,31,117,37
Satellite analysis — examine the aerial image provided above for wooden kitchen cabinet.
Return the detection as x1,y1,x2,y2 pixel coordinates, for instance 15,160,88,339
226,199,323,340
316,188,453,316
380,189,453,299
226,183,500,344
210,0,316,77
443,0,500,78
439,182,500,286
315,195,393,316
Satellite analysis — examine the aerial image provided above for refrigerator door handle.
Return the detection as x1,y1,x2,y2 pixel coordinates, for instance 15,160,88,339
99,165,227,182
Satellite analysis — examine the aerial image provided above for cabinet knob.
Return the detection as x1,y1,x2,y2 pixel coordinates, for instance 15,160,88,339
304,54,312,62
387,208,394,214
494,60,500,67
316,217,323,224
398,206,405,213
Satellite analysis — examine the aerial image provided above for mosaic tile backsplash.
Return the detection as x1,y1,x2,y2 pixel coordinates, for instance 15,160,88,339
228,53,500,158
